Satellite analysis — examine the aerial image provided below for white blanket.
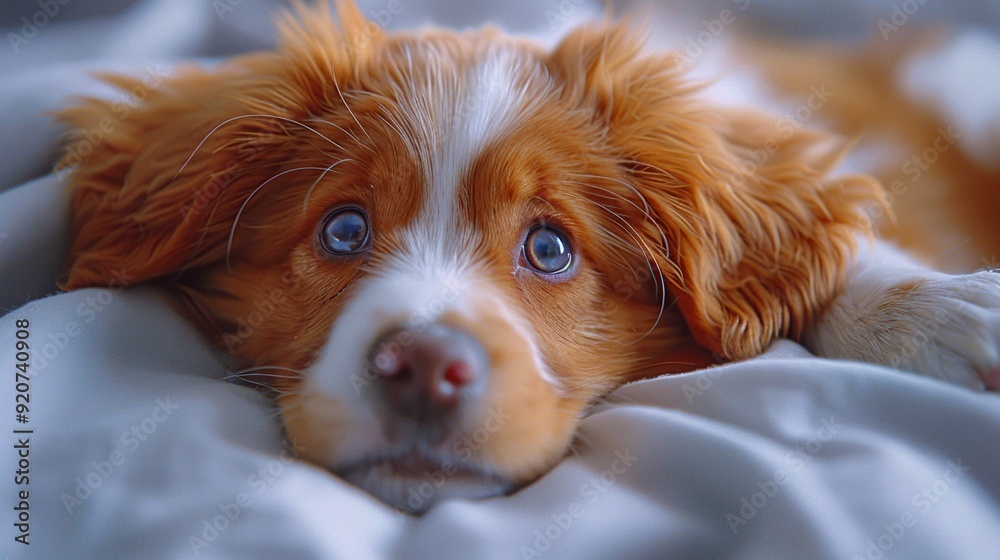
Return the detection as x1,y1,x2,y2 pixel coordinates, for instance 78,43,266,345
2,2,1000,559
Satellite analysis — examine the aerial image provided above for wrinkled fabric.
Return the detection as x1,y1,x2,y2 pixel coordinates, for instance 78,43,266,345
2,1,1000,559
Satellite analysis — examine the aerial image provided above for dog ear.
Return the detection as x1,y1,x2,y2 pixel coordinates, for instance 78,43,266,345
550,23,885,360
57,65,260,289
59,1,372,290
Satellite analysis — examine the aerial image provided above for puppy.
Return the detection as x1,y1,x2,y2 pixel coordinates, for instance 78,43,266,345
57,1,1000,512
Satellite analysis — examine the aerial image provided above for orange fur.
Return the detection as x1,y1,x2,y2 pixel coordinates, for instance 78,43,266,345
58,1,884,499
737,31,1000,272
548,23,884,359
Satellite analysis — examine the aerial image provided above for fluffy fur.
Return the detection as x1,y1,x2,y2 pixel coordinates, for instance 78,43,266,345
56,1,998,511
737,31,1000,272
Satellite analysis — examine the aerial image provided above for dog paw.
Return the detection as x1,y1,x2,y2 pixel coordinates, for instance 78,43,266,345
806,269,1000,390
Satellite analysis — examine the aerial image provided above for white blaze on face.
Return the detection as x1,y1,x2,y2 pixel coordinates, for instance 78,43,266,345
409,46,543,247
300,49,557,468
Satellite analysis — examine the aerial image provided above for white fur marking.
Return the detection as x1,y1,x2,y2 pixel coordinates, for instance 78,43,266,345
417,49,534,245
391,48,560,387
804,239,1000,390
300,49,560,468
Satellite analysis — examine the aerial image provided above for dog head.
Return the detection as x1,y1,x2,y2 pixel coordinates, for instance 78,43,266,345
59,1,880,511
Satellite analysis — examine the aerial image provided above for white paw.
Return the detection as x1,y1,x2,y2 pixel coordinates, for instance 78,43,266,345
807,268,1000,390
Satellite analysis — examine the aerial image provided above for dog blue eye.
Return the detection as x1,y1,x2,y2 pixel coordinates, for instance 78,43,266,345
321,207,370,255
524,225,572,274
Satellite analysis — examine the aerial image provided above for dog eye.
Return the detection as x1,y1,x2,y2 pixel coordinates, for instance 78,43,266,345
320,207,370,255
523,225,573,274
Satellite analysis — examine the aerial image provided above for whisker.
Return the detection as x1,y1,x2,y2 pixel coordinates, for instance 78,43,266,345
173,114,349,181
224,365,308,378
634,357,701,372
305,116,371,153
226,166,329,272
565,180,671,341
225,378,276,391
372,112,411,148
567,179,669,264
586,198,651,277
222,366,308,400
332,71,373,144
569,172,652,221
567,173,674,276
220,372,301,383
302,158,353,213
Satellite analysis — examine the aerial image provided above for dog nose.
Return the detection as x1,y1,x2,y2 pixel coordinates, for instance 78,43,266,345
367,324,488,418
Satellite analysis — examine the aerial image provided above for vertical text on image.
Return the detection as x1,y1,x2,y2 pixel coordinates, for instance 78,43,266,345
11,318,34,546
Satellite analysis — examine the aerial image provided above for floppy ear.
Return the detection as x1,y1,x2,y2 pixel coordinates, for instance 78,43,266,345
58,64,264,289
550,23,885,360
58,0,374,290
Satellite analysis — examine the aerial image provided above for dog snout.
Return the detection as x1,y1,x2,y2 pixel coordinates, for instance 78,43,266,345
367,323,488,419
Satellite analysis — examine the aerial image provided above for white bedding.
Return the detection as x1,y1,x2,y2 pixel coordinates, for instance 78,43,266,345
2,2,1000,559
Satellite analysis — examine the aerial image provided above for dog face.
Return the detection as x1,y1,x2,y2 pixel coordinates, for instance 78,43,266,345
59,2,881,511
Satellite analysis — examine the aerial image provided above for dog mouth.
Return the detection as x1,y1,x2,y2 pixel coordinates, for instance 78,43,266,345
336,449,514,513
